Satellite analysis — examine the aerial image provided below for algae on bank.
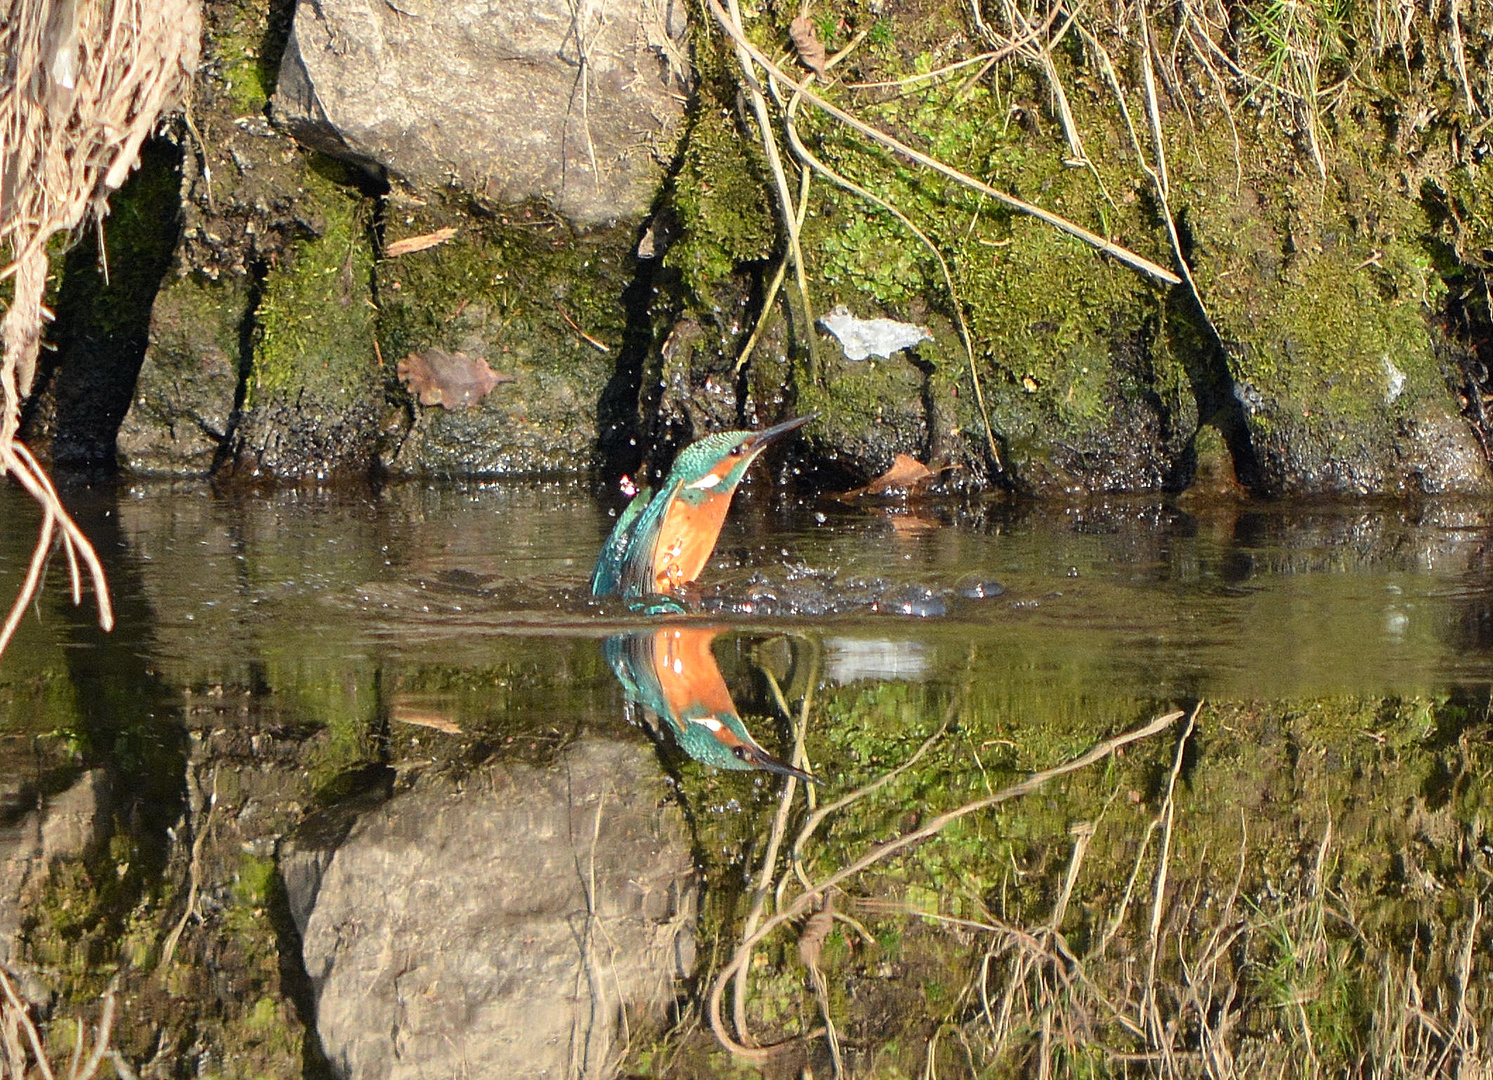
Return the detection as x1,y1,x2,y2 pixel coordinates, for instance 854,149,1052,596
653,0,1493,494
376,199,638,477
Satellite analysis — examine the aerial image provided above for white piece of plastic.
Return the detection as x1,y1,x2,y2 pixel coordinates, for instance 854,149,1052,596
819,305,932,361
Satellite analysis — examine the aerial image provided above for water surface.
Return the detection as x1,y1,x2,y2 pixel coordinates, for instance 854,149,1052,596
3,481,1492,1077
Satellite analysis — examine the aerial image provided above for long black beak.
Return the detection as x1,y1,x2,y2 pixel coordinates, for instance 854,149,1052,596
734,743,818,784
740,413,814,456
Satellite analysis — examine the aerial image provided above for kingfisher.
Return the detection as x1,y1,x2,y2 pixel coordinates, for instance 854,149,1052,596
591,415,812,611
605,626,814,782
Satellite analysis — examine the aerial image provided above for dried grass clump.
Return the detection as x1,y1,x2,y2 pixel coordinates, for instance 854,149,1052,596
0,0,201,657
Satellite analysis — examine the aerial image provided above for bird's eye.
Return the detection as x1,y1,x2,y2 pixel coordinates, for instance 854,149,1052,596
732,745,751,761
733,442,749,456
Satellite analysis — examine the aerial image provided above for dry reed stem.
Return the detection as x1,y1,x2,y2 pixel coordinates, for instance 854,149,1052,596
708,708,1182,1060
721,0,819,375
778,84,1008,477
0,0,199,661
734,32,863,376
702,0,1182,287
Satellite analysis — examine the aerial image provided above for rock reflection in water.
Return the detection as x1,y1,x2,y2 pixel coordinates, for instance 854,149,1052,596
605,627,812,781
283,740,695,1080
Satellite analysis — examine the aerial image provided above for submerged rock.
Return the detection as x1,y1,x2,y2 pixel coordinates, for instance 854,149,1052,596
284,739,695,1080
274,0,689,226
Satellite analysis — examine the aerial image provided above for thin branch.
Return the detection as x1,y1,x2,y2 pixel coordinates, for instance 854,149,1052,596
704,0,1181,287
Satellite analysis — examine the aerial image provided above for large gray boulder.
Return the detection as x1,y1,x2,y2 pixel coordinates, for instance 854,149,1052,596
283,739,696,1080
274,0,689,226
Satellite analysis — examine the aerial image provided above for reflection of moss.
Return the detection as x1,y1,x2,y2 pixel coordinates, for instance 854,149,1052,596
632,669,1493,1075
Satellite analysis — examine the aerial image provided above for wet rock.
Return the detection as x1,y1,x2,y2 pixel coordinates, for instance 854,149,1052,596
117,273,244,475
376,211,635,478
284,739,696,1080
230,160,382,480
115,1,390,481
955,574,1006,600
800,353,934,483
877,584,948,618
1396,406,1493,496
274,0,688,226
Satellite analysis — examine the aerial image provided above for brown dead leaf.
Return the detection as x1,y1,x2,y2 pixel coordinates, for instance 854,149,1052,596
397,347,512,410
391,703,464,735
867,452,934,494
384,227,458,257
798,895,835,969
835,453,961,501
789,15,828,76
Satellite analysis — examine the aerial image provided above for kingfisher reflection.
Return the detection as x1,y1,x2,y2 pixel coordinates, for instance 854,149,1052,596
605,627,814,782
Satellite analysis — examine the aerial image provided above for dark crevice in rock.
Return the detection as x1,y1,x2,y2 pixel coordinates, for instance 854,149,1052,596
216,257,270,476
260,0,299,102
1167,213,1264,494
594,240,666,491
1432,251,1493,469
23,138,186,472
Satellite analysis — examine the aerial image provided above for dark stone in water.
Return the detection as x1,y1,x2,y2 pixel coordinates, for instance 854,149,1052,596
955,575,1006,600
880,584,947,618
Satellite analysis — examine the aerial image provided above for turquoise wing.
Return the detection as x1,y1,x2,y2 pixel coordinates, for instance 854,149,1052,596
590,485,651,597
617,475,684,601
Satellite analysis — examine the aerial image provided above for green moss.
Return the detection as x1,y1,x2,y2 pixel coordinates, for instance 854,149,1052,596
377,202,630,381
250,158,376,408
666,101,777,303
208,0,276,115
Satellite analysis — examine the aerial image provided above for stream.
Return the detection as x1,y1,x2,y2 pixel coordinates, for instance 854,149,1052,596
3,480,1492,1077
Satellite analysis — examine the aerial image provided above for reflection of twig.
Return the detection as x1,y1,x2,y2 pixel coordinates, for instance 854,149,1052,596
1,964,117,1080
0,440,113,657
788,671,964,890
1142,701,1200,1039
160,769,219,969
710,708,1183,1059
569,789,611,1079
730,713,806,1043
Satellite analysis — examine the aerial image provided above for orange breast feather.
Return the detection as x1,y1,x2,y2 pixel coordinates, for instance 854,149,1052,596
652,627,737,722
651,490,732,591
